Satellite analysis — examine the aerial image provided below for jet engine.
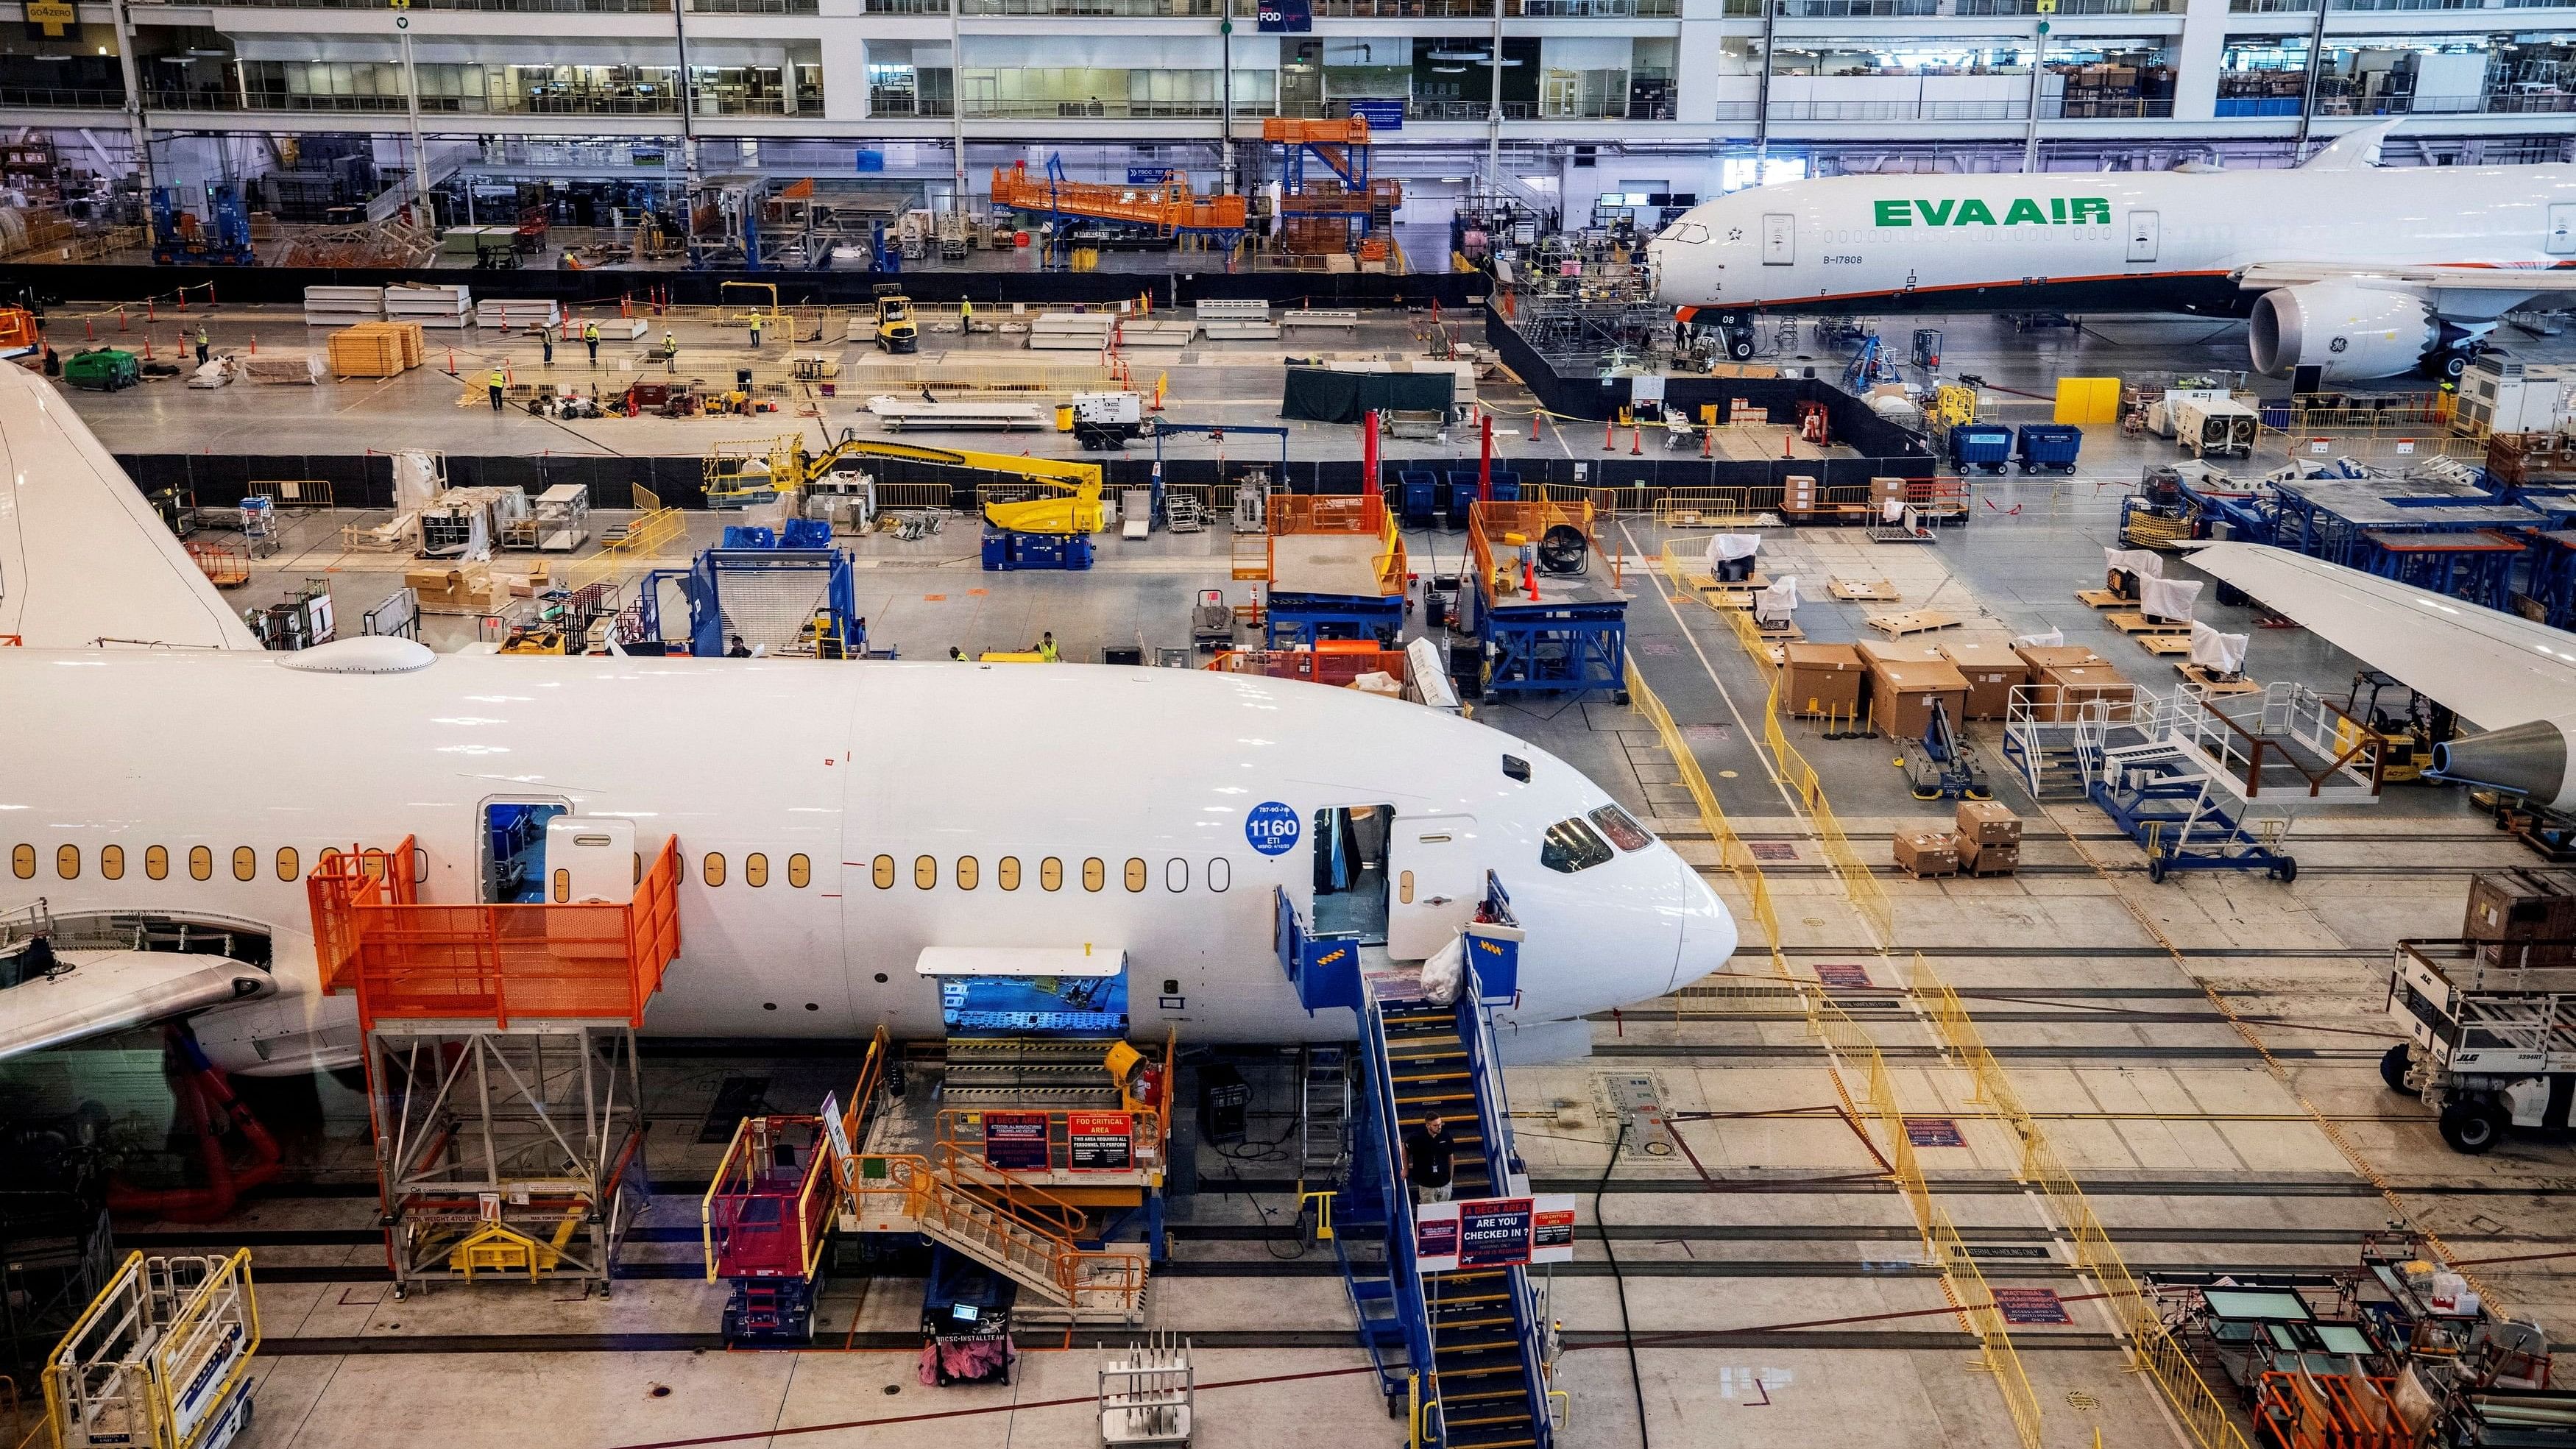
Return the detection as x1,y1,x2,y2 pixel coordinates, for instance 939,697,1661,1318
2246,281,2440,381
2432,716,2576,812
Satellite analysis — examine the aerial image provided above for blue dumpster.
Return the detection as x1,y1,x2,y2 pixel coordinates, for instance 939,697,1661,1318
1398,470,1439,528
2013,423,2082,475
1948,424,2013,475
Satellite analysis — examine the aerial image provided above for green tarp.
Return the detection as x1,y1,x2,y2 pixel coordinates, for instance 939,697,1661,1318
1281,367,1455,425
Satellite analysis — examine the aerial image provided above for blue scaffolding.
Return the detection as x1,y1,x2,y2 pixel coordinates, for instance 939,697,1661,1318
629,547,866,657
2527,531,2576,628
1458,502,1627,701
1265,592,1405,648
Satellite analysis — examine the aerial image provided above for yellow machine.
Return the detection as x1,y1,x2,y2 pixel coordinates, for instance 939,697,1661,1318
720,280,779,336
704,432,1103,533
978,651,1047,663
871,283,918,355
498,624,567,655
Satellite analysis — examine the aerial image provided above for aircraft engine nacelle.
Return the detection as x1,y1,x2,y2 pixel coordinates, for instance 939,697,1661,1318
2432,715,2576,813
2246,282,2440,381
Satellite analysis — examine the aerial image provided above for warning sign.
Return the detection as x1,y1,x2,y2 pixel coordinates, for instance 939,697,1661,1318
1815,963,1874,988
1903,1118,1965,1147
1532,1198,1577,1261
1415,1194,1577,1272
981,1110,1051,1172
1990,1288,2073,1325
1068,1112,1133,1172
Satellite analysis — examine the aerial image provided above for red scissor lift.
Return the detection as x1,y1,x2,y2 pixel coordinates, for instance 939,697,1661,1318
704,1116,837,1344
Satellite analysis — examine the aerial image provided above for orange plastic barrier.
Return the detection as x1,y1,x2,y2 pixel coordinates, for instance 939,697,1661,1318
1207,648,1408,687
990,164,1246,233
308,835,682,1030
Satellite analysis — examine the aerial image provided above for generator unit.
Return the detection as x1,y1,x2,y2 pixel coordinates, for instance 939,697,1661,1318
2457,355,2576,436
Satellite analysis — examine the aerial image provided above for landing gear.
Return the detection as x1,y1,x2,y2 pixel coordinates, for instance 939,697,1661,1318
2425,341,2485,383
2438,1095,2510,1154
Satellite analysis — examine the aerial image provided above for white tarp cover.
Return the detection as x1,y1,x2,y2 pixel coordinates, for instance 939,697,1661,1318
1707,534,1763,566
2188,620,2248,673
1756,575,1799,620
2012,628,2065,649
2141,575,2204,622
1420,933,1466,1007
2104,547,2165,581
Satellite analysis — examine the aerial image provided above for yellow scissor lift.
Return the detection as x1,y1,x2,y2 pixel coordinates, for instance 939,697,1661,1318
46,1251,260,1449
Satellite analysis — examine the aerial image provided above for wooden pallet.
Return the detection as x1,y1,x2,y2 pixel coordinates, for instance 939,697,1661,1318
2176,664,2262,696
2137,634,2195,656
2105,611,2192,635
1828,577,1900,601
1865,609,1961,638
2075,589,2128,609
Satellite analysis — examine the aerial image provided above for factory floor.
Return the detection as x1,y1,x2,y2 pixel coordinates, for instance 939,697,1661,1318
19,310,2576,1449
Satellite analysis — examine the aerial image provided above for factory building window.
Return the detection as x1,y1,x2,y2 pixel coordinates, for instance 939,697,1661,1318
56,845,78,880
704,853,727,887
998,857,1022,890
233,847,256,882
788,854,811,888
956,857,980,890
1540,818,1614,874
276,847,299,882
190,847,212,881
746,853,769,888
102,846,124,881
1166,859,1188,893
873,855,895,889
1208,857,1231,893
1588,805,1654,851
1083,857,1106,891
146,846,168,881
1041,857,1065,891
1124,858,1147,892
916,855,938,890
10,846,29,880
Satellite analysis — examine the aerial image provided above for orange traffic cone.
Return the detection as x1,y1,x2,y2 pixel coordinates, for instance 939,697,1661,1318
1602,419,1616,452
1529,411,1543,443
1631,426,1643,456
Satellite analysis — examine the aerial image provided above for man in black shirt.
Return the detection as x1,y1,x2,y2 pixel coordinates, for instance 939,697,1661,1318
1402,1114,1455,1204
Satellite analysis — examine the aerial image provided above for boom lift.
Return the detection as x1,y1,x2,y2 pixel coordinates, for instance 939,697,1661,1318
704,431,1103,534
1902,698,1991,801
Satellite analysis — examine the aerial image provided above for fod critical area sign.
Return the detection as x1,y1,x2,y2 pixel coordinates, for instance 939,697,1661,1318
1415,1194,1577,1273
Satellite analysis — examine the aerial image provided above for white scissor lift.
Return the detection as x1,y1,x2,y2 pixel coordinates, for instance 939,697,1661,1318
2385,940,2576,1155
46,1251,260,1449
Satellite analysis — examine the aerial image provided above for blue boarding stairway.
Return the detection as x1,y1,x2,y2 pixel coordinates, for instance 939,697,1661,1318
1281,876,1554,1449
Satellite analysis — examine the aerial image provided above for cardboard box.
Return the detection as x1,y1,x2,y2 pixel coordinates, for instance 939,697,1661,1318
1781,642,1866,718
1961,836,2019,875
1936,638,2029,720
1861,640,1946,666
1868,656,1971,738
2013,644,2106,673
2033,664,2136,723
1956,799,2022,846
2464,869,2576,966
1782,475,1817,513
1871,476,1910,507
1894,829,1960,878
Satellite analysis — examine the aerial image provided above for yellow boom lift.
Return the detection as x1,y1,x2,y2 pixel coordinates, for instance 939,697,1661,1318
704,431,1103,533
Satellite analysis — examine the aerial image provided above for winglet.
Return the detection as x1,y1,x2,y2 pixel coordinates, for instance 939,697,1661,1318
2300,120,2402,171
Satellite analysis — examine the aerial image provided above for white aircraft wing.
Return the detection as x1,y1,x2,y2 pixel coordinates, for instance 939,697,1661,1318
0,947,275,1060
2188,542,2576,731
2237,262,2576,294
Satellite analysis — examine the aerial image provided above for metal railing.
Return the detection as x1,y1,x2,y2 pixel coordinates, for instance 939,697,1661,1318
1622,661,1792,988
0,86,124,108
2137,680,2388,801
961,0,1223,11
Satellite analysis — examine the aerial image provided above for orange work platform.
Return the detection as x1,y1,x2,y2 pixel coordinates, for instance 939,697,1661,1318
308,835,683,1030
989,164,1247,234
1260,117,1373,146
2256,1372,2407,1449
1207,648,1410,687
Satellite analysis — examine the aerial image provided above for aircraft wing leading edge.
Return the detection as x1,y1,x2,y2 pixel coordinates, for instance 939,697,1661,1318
0,947,275,1060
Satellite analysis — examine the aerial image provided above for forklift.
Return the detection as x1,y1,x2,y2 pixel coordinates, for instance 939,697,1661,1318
2342,669,2452,785
871,283,918,355
1902,699,1990,801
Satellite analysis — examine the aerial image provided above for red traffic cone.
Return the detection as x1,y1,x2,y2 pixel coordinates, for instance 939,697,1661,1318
1631,426,1643,456
1602,418,1616,452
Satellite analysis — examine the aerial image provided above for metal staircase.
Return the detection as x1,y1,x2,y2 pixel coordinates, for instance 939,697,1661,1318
871,1148,1150,1325
1298,1045,1352,1194
1998,685,2095,800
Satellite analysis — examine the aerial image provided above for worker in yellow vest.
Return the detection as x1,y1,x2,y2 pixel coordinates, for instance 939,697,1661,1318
960,297,974,332
1036,631,1061,663
584,319,600,364
488,366,507,412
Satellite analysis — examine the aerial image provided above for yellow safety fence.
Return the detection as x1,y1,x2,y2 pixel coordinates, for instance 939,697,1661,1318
1622,660,1789,990
1916,952,2254,1449
567,506,687,594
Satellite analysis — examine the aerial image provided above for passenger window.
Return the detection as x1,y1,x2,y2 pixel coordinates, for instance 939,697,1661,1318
873,855,895,889
788,854,811,888
998,857,1021,890
955,857,979,890
1041,857,1064,891
704,853,726,887
915,855,938,890
190,846,212,881
145,846,167,880
1124,858,1147,892
746,853,769,888
1588,805,1653,852
56,845,78,880
1400,869,1414,904
1540,818,1614,874
553,868,570,903
1208,857,1230,893
233,847,256,882
102,845,124,881
10,846,29,880
276,846,299,882
1166,858,1187,893
1083,857,1105,891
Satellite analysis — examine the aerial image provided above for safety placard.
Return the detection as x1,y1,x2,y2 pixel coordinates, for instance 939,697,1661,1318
1068,1111,1133,1172
981,1110,1052,1172
1415,1194,1577,1272
1904,1117,1966,1147
1990,1288,2073,1325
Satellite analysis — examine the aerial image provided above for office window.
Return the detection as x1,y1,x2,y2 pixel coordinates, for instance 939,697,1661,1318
873,854,896,889
1165,858,1188,893
998,857,1022,890
190,846,212,881
788,854,811,888
101,845,124,881
55,845,78,880
915,855,938,889
704,853,727,887
146,846,168,880
746,852,769,888
276,846,299,882
233,847,256,882
1083,857,1105,891
1041,857,1064,891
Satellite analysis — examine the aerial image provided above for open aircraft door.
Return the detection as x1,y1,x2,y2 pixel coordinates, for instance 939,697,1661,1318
1387,814,1482,961
545,815,634,902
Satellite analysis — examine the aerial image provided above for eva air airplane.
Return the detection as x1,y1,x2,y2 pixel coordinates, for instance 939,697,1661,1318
1648,122,2576,381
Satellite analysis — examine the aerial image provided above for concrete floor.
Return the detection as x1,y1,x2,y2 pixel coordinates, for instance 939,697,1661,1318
16,309,2576,1449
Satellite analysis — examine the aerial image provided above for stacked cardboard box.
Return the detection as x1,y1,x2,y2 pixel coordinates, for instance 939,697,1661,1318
1780,642,1866,718
1861,641,1970,737
1893,829,1960,879
405,564,500,612
1935,637,2026,720
2012,643,2129,722
1956,800,2021,876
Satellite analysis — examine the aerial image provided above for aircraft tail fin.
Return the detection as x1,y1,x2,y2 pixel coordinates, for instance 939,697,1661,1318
2300,120,2402,171
0,364,258,650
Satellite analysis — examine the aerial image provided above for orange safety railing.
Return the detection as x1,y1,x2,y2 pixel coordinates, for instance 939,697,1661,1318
701,1115,835,1284
308,835,682,1030
1465,497,1624,606
990,164,1246,233
2255,1372,2407,1449
1207,648,1409,687
837,1024,891,1151
1260,116,1373,146
1267,493,1406,596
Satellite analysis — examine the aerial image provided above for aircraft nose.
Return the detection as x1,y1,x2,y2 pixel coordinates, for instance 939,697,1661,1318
1669,860,1738,994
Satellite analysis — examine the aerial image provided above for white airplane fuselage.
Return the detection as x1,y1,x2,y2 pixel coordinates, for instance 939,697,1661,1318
0,645,1732,1074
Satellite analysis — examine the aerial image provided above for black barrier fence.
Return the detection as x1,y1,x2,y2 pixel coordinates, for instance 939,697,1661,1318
118,447,1960,515
8,264,1485,313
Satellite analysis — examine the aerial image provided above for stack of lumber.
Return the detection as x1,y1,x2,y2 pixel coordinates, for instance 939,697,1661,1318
327,321,425,378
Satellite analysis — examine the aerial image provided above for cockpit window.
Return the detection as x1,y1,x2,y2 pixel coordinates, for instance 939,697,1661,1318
1502,754,1532,783
1540,818,1615,874
1663,222,1709,245
1588,805,1653,852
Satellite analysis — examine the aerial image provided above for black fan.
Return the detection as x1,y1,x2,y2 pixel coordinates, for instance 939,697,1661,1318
1536,523,1589,576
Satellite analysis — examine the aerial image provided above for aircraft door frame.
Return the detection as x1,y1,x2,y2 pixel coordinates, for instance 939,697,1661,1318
2549,202,2576,255
2126,209,2160,263
543,815,634,904
1385,813,1482,962
1761,213,1795,266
